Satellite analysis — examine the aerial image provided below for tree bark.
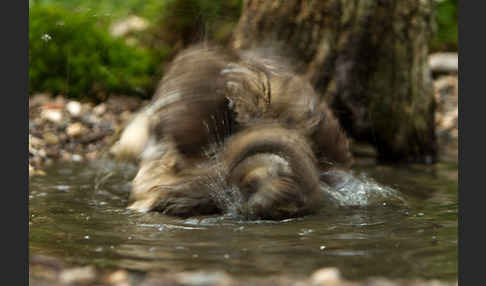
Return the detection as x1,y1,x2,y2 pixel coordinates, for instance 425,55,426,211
231,0,437,163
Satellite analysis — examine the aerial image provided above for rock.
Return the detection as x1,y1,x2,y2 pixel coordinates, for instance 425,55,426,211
45,148,60,158
59,266,97,285
66,122,87,138
40,109,63,123
29,135,45,148
311,268,342,286
60,151,72,161
105,270,131,286
29,165,46,177
93,103,107,115
81,114,101,126
43,133,59,145
58,133,68,142
429,53,458,75
29,93,52,108
72,154,83,162
29,94,150,174
85,152,99,160
82,102,95,114
66,101,83,117
54,95,67,107
38,149,47,158
433,75,458,161
29,164,34,176
30,156,43,167
175,271,233,286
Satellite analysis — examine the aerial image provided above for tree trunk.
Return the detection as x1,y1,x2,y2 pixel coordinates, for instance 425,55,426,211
231,0,437,163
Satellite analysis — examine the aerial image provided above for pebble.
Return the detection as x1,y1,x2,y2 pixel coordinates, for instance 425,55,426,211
29,136,44,148
175,271,232,286
93,103,107,115
105,270,130,285
60,152,72,161
310,267,342,286
72,154,83,162
29,164,34,176
429,52,458,75
43,133,59,145
66,122,87,138
66,101,82,117
30,94,147,175
29,93,51,107
40,109,63,123
59,266,96,284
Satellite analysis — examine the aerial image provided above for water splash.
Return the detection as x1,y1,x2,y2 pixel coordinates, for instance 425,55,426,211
322,170,407,207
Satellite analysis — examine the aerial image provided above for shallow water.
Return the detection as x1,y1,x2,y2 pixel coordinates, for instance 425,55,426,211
29,160,458,281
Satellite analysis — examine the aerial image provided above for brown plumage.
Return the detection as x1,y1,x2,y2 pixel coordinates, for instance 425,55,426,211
111,44,353,219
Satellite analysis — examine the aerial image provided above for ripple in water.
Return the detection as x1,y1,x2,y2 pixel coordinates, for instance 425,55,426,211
29,160,457,281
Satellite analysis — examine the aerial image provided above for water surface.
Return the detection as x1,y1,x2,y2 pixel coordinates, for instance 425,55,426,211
29,160,458,281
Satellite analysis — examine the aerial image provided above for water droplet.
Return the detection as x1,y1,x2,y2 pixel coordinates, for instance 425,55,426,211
298,228,314,236
55,185,70,191
320,245,326,250
84,235,90,240
417,212,425,217
41,34,52,42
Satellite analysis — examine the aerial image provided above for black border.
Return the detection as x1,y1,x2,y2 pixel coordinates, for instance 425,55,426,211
4,0,29,285
458,1,480,285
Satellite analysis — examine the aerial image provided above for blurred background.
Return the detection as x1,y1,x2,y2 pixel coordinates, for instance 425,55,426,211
28,0,457,102
29,0,243,101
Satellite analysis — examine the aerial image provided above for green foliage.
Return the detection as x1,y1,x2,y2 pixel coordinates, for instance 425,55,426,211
431,0,458,52
29,0,243,100
30,0,154,21
29,4,156,100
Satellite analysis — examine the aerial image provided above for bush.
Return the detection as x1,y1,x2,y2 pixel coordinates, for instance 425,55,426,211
29,4,157,100
431,0,458,52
